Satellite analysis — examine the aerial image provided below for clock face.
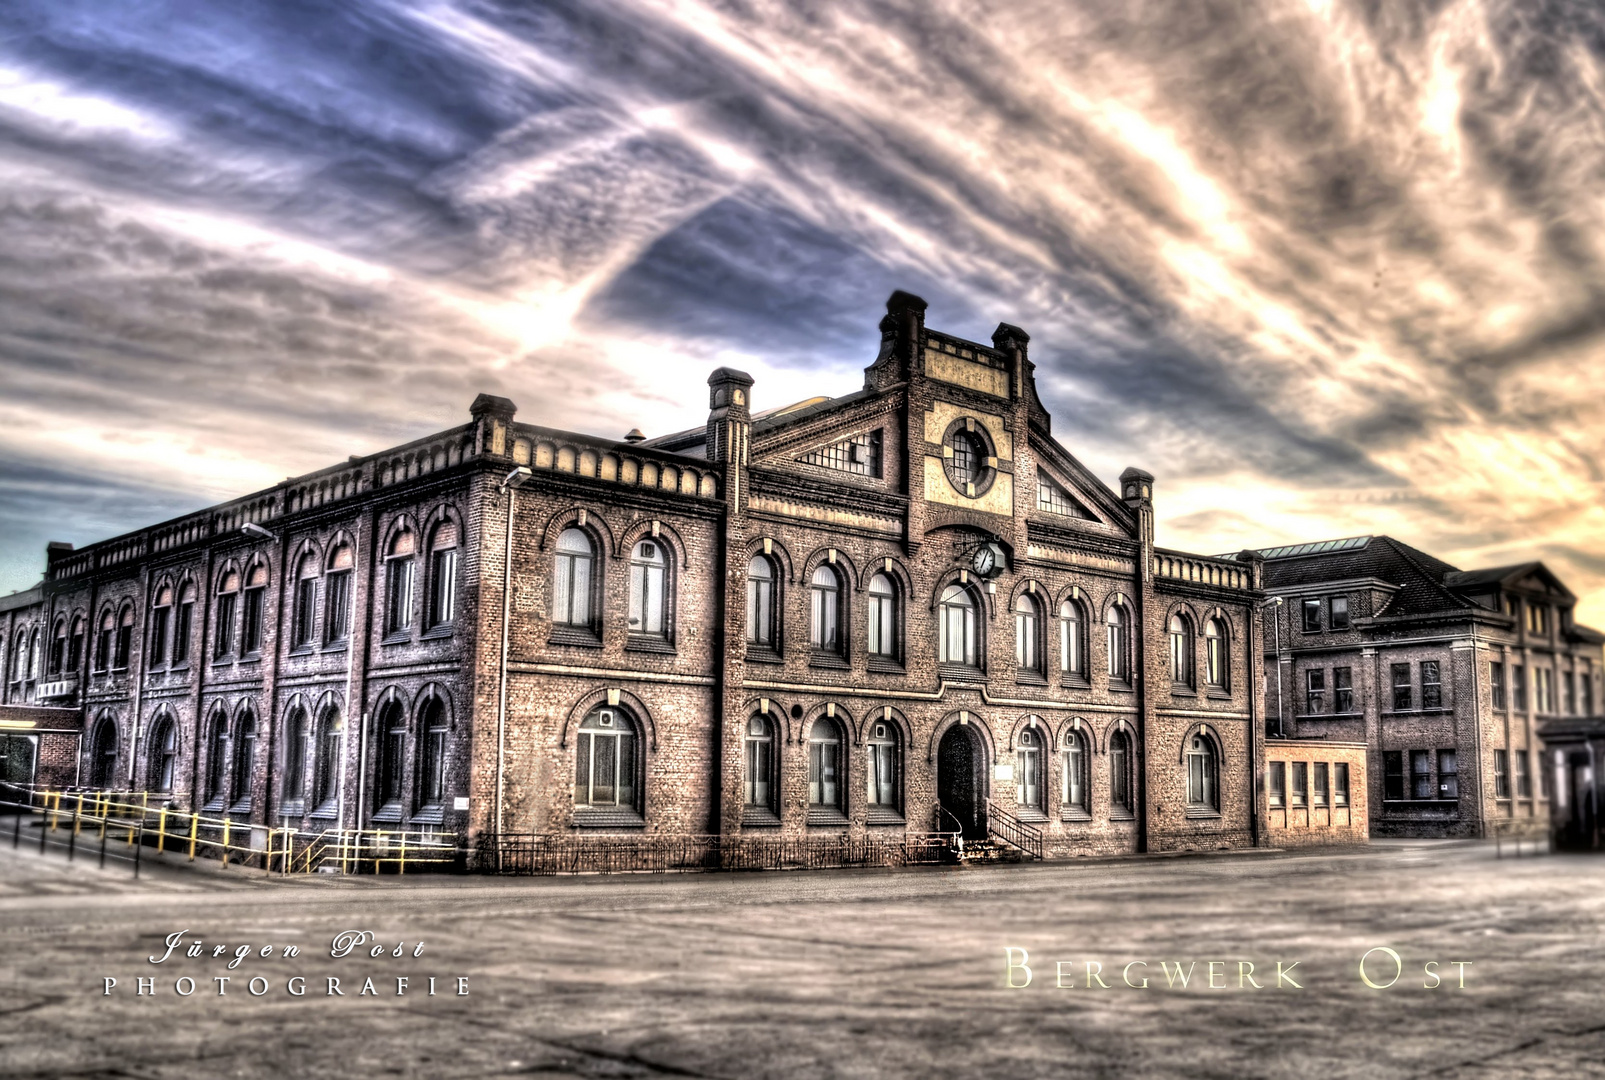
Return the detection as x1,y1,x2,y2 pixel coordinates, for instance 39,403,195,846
972,545,996,576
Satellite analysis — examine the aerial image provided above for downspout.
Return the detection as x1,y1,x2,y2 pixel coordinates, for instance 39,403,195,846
495,482,517,856
126,563,152,788
1469,622,1485,839
334,518,360,831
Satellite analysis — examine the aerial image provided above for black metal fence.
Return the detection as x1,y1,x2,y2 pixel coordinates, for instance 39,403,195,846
475,832,960,875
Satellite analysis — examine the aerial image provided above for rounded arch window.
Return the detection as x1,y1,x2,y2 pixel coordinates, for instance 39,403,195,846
867,718,900,809
324,544,354,644
418,695,449,809
67,613,86,673
148,586,172,668
384,527,417,636
575,706,641,815
744,714,775,811
171,584,195,666
554,528,597,630
939,584,979,667
49,617,67,676
375,699,407,811
1186,733,1219,811
148,715,178,793
214,568,240,659
1106,604,1130,682
628,540,669,638
114,603,134,669
312,705,343,810
1059,599,1086,679
89,714,118,789
867,572,898,659
809,564,842,652
283,705,309,801
292,552,320,648
231,710,257,810
746,555,777,647
1168,614,1194,687
1108,728,1134,815
1016,727,1043,811
1205,618,1229,688
1014,594,1042,674
427,519,459,628
807,717,843,810
1062,728,1089,812
205,709,229,804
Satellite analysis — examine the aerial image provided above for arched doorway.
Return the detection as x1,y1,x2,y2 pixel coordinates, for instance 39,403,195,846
937,724,986,840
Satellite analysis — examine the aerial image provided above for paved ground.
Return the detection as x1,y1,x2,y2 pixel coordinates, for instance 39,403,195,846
1,832,1603,1079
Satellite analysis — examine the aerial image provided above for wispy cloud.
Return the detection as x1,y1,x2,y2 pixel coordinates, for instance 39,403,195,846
1,0,1603,621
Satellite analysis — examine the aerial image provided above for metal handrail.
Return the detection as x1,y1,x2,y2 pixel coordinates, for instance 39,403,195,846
985,800,1044,860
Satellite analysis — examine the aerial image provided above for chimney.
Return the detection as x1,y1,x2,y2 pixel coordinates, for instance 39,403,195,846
705,367,755,464
470,393,517,458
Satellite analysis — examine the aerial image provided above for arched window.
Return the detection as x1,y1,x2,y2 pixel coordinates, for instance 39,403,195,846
1014,594,1042,674
28,628,39,681
1109,729,1133,815
312,706,343,811
1016,727,1043,811
324,543,354,644
149,586,172,667
807,718,843,810
867,573,898,660
148,716,177,793
809,565,841,652
67,614,86,672
1205,618,1229,688
205,708,229,804
48,618,67,676
1186,733,1218,811
241,564,267,655
866,718,900,810
1062,728,1089,812
10,630,25,683
375,699,406,811
574,706,640,815
292,553,319,648
1168,614,1193,687
283,706,309,801
172,584,195,665
231,710,257,811
215,568,240,659
744,714,775,812
745,556,776,648
1106,604,1129,682
418,696,448,809
1059,599,1085,680
553,528,596,630
384,528,416,636
627,540,668,638
95,610,114,672
114,603,134,669
428,520,459,629
89,715,118,789
939,584,978,667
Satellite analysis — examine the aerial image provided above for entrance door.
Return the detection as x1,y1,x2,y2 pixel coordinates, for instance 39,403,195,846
1562,755,1596,851
937,725,986,840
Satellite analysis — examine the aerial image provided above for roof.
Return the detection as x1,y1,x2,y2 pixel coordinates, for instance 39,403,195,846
636,394,843,455
1258,535,1469,617
1252,536,1371,560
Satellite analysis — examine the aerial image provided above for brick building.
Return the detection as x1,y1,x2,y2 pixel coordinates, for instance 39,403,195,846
0,293,1278,861
1257,536,1605,838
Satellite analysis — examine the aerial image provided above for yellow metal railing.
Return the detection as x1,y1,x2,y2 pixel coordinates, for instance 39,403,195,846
3,787,459,875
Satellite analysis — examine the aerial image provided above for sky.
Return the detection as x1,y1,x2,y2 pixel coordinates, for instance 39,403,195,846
1,0,1603,624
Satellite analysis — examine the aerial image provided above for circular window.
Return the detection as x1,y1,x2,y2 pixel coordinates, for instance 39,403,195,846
941,420,997,498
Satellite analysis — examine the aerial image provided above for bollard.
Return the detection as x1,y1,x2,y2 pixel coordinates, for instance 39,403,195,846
68,798,79,862
221,817,230,869
99,819,108,868
157,809,167,855
188,811,199,861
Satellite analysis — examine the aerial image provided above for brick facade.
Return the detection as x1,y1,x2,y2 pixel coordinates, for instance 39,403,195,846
0,292,1320,861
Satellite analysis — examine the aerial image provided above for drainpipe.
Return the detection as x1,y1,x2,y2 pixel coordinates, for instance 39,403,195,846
1469,623,1485,839
334,516,361,831
494,467,532,862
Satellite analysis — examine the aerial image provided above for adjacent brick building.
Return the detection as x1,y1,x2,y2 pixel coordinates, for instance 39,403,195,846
1257,536,1604,839
0,293,1283,861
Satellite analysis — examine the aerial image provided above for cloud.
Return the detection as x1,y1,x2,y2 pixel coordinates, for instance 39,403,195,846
1,0,1604,625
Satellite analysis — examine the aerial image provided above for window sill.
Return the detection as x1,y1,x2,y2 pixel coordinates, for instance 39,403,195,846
1296,711,1362,721
1206,689,1233,701
624,635,676,656
321,641,349,654
865,806,905,826
1170,687,1198,698
1106,680,1134,693
866,656,905,676
238,652,263,664
1108,810,1136,822
1060,675,1092,691
1015,671,1049,687
278,799,306,819
420,625,454,642
309,800,339,820
745,646,784,666
548,626,603,649
1381,707,1453,718
1014,808,1050,824
806,807,848,827
938,663,985,682
380,633,413,647
1060,807,1092,823
410,805,446,827
741,807,781,828
573,808,645,829
808,651,850,671
201,798,227,815
1184,808,1222,820
288,645,316,657
227,799,253,818
370,802,405,825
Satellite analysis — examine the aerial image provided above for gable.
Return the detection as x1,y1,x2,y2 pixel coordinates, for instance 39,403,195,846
798,429,883,479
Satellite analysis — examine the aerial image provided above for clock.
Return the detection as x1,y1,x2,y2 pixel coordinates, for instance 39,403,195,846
972,543,1004,578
